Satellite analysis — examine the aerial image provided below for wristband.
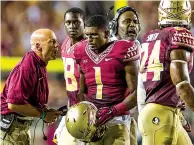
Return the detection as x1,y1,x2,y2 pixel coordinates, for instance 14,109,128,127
41,110,46,120
113,102,127,116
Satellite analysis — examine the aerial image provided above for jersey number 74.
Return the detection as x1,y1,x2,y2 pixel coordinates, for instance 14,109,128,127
140,40,164,82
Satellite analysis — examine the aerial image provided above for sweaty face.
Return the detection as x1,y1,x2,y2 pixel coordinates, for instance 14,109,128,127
64,12,84,39
85,27,108,51
42,32,59,61
117,11,140,41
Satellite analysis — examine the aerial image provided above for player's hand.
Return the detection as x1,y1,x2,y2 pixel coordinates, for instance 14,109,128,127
44,109,62,123
42,104,50,111
181,114,191,132
95,107,116,127
182,121,191,132
58,105,68,116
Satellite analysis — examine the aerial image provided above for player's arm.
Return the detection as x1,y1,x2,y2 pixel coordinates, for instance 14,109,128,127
137,72,146,112
123,60,139,110
96,60,139,127
73,41,87,102
78,70,87,102
170,49,194,111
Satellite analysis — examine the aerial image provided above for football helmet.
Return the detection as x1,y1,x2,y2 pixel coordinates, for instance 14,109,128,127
158,0,192,27
65,101,106,142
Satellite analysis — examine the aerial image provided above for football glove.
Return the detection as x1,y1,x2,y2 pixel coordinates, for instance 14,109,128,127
180,114,191,132
95,107,116,127
95,103,127,127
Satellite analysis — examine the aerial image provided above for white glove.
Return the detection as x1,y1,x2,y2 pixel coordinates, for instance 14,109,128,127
137,73,147,112
53,116,66,144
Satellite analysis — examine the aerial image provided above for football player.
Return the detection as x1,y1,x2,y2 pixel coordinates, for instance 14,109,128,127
53,7,85,145
109,6,142,145
72,15,139,145
137,0,194,145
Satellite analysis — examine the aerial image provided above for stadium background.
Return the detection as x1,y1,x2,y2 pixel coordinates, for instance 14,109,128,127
1,1,194,144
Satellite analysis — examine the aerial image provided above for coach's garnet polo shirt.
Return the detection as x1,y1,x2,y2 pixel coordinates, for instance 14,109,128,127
0,51,49,115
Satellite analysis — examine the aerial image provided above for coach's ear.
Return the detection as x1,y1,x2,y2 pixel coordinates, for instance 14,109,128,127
35,43,42,51
104,30,110,39
138,24,141,33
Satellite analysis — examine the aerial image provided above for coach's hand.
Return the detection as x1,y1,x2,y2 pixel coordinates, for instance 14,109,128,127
95,107,116,127
44,109,62,123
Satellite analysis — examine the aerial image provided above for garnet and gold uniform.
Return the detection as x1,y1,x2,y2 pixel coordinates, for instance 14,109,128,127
138,27,194,145
74,39,139,145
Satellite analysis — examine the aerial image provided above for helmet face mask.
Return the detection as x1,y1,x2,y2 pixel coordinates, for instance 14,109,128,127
65,101,106,143
158,0,192,29
81,124,107,143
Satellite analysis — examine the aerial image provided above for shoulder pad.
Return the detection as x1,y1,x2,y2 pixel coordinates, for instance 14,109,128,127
114,40,139,62
74,40,88,63
171,27,194,52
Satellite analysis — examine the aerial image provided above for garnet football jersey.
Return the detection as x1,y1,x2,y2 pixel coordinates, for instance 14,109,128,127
61,37,84,106
74,40,139,108
140,27,194,109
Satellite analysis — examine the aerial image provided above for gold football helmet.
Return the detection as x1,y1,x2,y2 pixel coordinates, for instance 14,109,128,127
158,0,192,27
65,101,106,142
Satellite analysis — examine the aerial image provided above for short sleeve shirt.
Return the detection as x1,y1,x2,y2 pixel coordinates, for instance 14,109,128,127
0,51,49,114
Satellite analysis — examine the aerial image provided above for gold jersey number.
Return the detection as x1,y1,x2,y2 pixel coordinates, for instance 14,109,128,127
140,40,164,82
63,57,78,91
94,67,103,99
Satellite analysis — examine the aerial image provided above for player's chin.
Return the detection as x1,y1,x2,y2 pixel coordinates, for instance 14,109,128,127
69,33,78,38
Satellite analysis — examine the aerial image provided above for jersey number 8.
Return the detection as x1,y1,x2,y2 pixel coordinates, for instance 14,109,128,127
63,57,78,91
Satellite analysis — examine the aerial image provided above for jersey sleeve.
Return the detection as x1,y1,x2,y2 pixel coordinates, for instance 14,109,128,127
137,73,146,112
122,40,140,62
114,40,140,63
60,37,69,57
169,27,194,52
168,27,194,72
73,41,84,65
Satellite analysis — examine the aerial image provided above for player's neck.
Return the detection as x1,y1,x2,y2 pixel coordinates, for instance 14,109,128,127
92,45,106,54
71,35,85,45
92,41,113,54
93,49,104,54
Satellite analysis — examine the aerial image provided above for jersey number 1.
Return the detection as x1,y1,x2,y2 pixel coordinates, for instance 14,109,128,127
94,67,103,99
140,40,164,82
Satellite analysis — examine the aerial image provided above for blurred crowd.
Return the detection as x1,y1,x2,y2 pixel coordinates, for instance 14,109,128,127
1,1,194,56
1,1,194,145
